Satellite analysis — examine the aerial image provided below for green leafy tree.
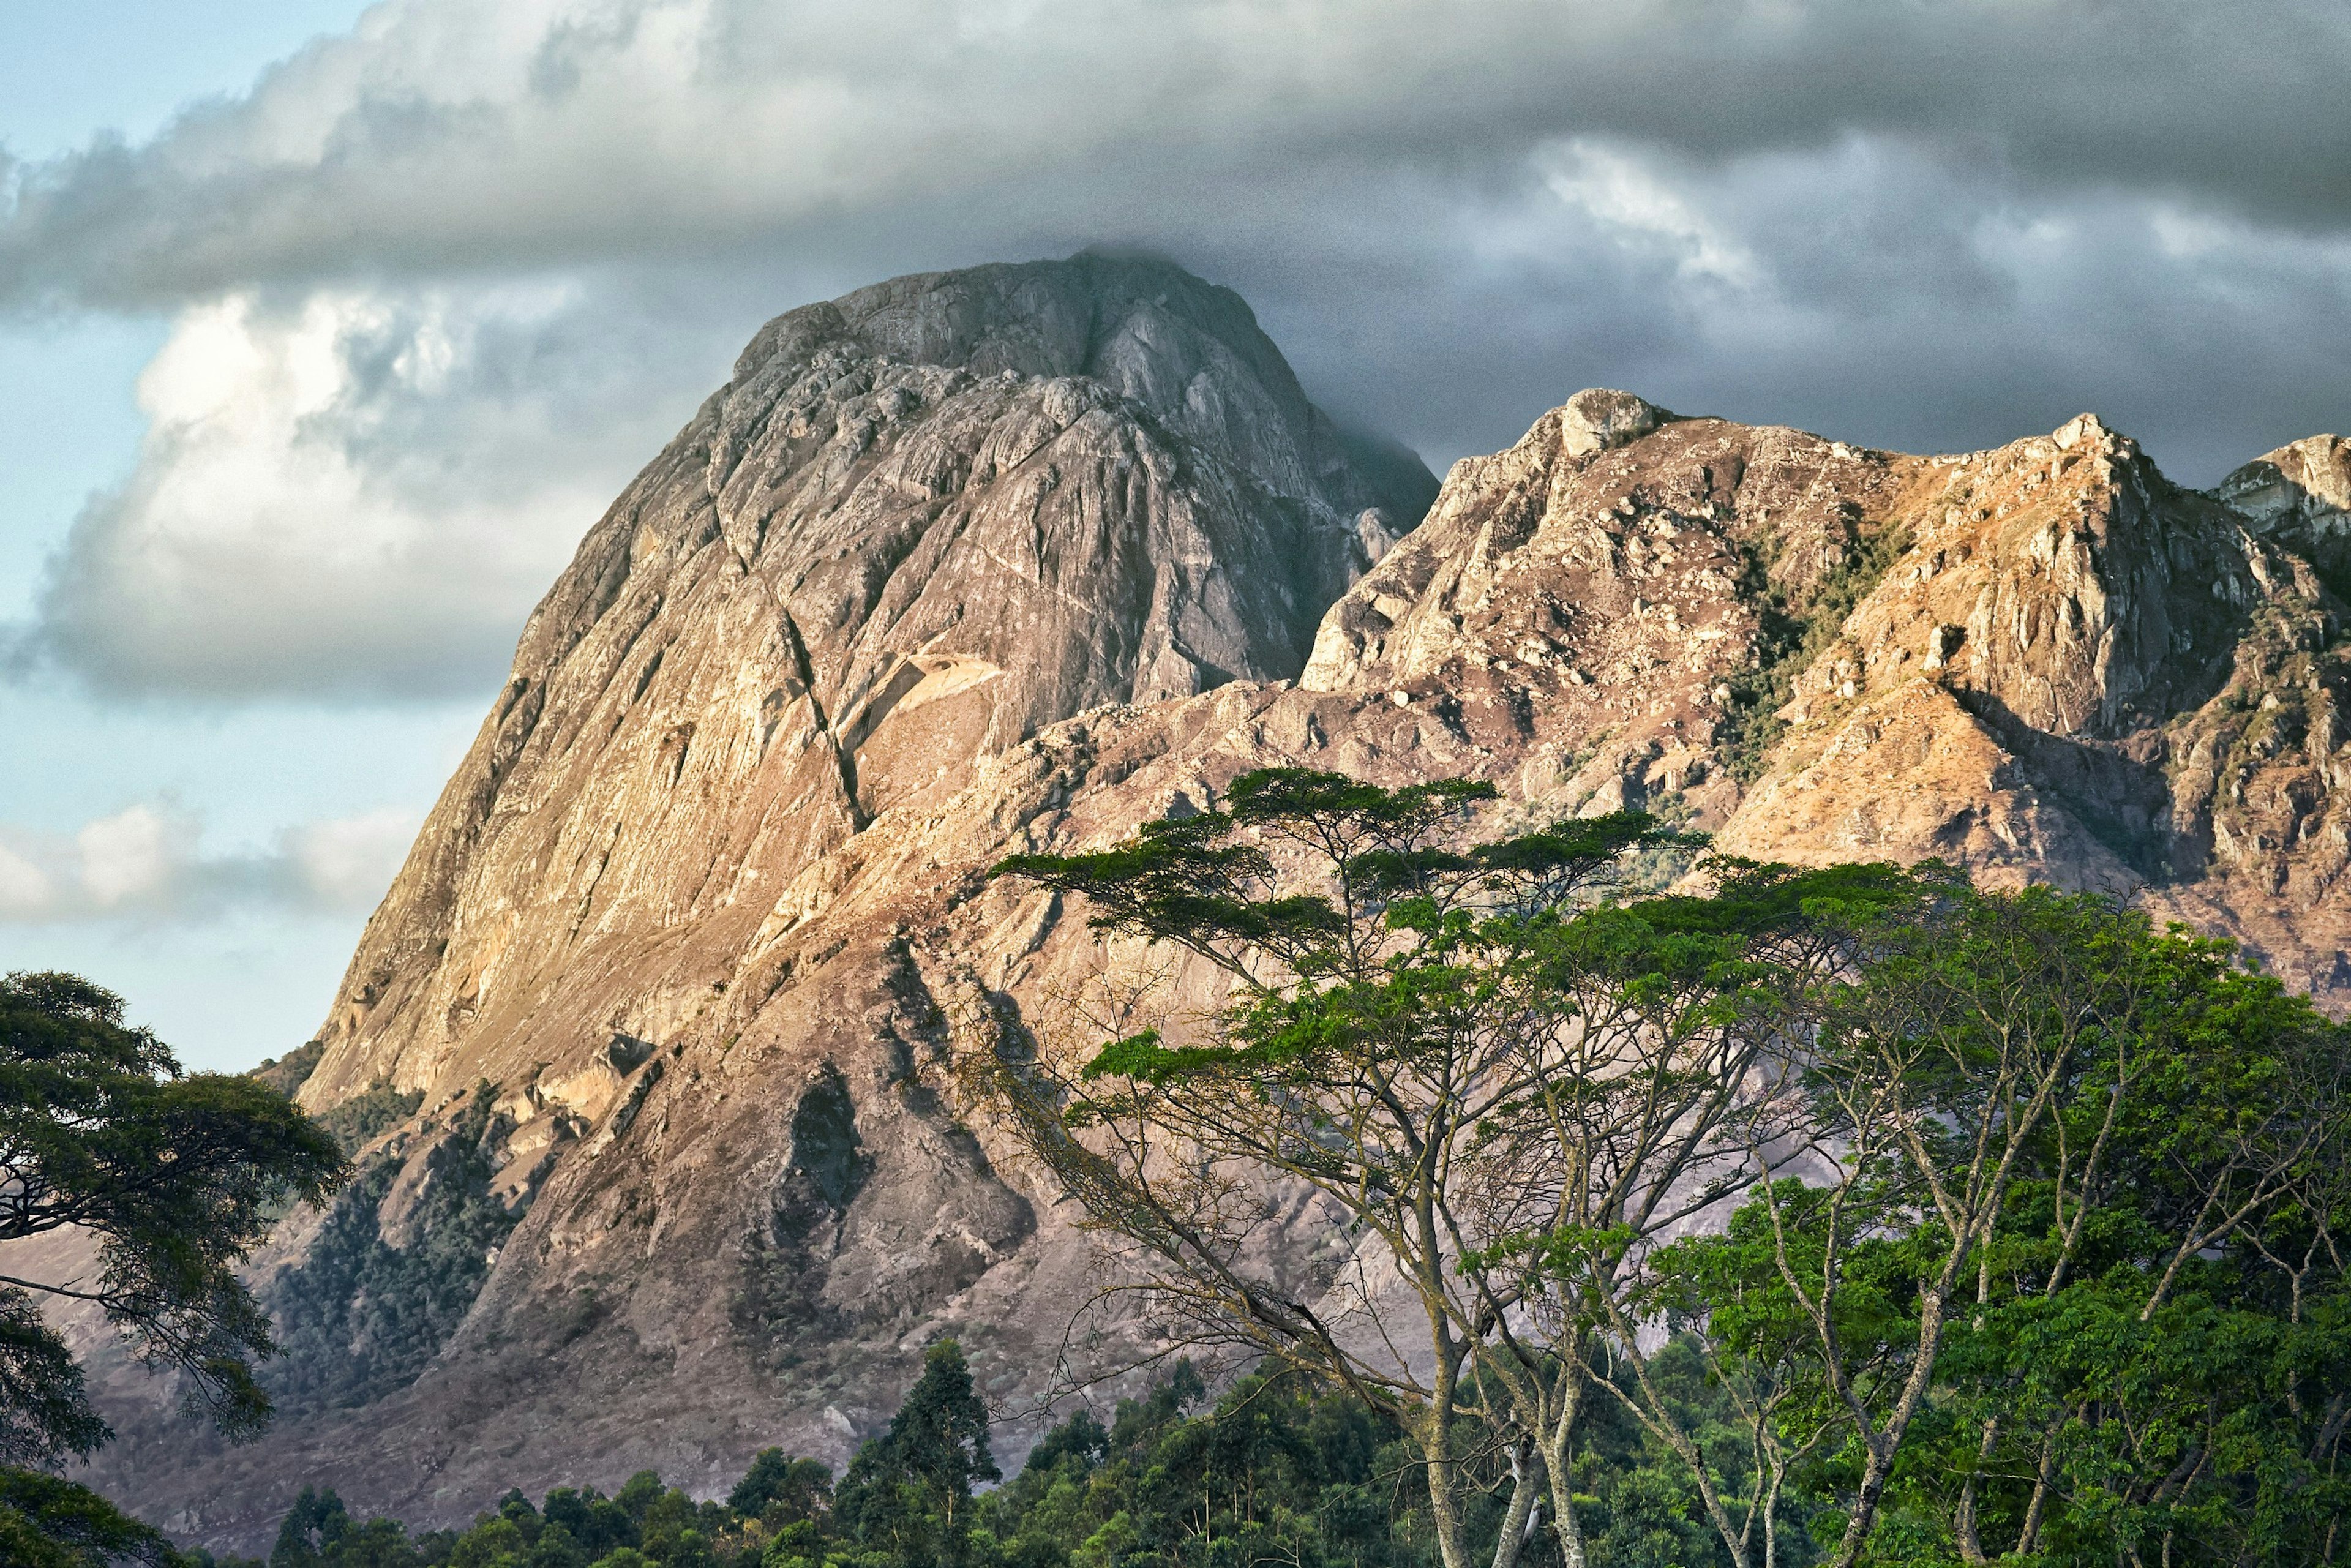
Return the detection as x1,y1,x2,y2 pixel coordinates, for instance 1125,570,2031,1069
977,1365,1444,1568
0,972,346,1454
0,972,345,1567
835,1341,999,1568
612,1473,664,1526
727,1450,831,1523
1657,887,2351,1565
193,846,2349,1568
320,1518,421,1568
1460,856,1921,1568
981,768,1900,1568
523,1520,587,1568
268,1486,421,1567
981,770,1648,1568
542,1488,634,1560
0,1467,176,1568
446,1515,528,1568
1875,901,2351,1566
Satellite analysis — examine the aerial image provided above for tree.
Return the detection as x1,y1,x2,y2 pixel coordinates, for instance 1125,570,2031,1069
543,1486,636,1561
728,1449,832,1523
978,768,1902,1568
0,971,347,1458
271,1487,351,1567
1463,857,1920,1568
0,1467,176,1568
267,1485,424,1567
1659,885,2351,1565
835,1341,999,1567
1877,898,2351,1565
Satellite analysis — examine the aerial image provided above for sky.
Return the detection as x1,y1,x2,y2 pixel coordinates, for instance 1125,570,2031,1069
2,1,2348,1072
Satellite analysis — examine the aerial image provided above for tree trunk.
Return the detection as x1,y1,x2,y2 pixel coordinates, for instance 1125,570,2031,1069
1828,1289,1951,1568
1488,1441,1540,1568
1422,1345,1472,1568
1540,1386,1589,1568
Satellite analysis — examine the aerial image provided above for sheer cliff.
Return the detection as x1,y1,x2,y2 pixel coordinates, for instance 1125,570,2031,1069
69,264,2351,1550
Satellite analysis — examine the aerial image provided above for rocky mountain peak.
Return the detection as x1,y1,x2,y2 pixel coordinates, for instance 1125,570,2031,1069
2051,411,2115,450
2216,433,2351,581
81,281,2351,1553
729,251,1426,523
294,255,1436,1116
1557,386,1677,457
2218,432,2351,515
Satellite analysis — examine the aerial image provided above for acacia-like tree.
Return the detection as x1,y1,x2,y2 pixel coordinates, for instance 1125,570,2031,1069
979,768,1911,1568
1463,853,1935,1568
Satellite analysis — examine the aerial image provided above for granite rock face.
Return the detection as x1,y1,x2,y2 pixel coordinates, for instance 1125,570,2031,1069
69,254,1437,1545
1305,394,2351,992
69,263,2351,1549
299,252,1431,1114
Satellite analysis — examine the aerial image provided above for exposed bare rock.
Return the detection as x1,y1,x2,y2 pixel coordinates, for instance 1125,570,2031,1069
73,266,2351,1550
1304,396,2351,983
299,252,1431,1115
2216,433,2351,574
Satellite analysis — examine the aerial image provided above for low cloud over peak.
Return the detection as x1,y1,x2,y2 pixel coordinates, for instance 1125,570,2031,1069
4,0,2347,312
4,0,2347,702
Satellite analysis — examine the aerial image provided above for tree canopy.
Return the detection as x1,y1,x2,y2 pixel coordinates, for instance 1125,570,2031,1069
0,969,347,1566
981,767,2351,1568
13,767,2349,1567
834,1341,1001,1568
0,971,347,1452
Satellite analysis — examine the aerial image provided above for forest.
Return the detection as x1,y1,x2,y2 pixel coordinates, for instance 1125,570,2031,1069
5,771,2347,1567
193,1339,1840,1568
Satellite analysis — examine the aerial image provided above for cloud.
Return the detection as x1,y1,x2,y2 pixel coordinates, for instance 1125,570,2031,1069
15,279,729,699
73,803,186,907
2,0,2346,312
1537,140,1761,291
285,807,423,907
3,0,2349,702
0,802,420,923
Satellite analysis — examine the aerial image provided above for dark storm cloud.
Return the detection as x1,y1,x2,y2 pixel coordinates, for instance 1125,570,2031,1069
2,0,2347,307
3,0,2347,701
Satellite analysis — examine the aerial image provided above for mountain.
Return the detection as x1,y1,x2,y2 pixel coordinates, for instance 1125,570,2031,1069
294,250,1430,1119
66,260,2351,1550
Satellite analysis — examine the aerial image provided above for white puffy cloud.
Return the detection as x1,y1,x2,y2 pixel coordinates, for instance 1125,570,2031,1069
283,806,423,908
0,839,60,920
18,281,720,698
1,0,2347,702
73,803,187,907
0,801,420,923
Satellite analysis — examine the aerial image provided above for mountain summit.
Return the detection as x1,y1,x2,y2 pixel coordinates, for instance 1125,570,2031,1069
67,260,2351,1548
300,251,1435,1114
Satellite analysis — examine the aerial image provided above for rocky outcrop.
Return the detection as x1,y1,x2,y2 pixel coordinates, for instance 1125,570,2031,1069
71,254,1438,1546
72,260,2351,1550
299,251,1431,1114
2217,433,2351,580
1303,389,2351,988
